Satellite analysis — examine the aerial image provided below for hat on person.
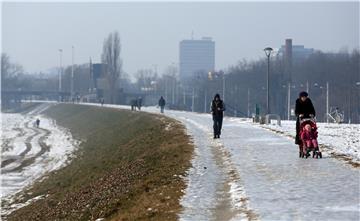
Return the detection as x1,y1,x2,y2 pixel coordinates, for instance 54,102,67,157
299,91,308,98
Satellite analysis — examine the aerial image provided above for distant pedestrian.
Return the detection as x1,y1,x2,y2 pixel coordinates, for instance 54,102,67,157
295,91,316,145
35,118,40,128
211,94,225,139
131,99,137,111
158,96,166,113
137,97,142,111
101,98,105,106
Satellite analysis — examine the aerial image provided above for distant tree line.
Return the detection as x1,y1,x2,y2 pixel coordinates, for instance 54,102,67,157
216,49,360,123
2,45,359,123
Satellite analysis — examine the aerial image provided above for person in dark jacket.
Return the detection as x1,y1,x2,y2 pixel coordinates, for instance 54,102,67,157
211,94,226,139
295,91,316,145
159,96,166,113
35,118,40,128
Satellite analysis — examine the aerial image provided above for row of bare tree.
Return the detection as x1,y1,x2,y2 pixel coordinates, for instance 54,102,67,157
1,32,359,122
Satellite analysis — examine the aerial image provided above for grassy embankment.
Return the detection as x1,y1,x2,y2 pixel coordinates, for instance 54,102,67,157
6,104,193,221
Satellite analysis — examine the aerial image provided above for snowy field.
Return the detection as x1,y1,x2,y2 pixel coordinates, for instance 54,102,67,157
1,104,79,215
257,119,360,163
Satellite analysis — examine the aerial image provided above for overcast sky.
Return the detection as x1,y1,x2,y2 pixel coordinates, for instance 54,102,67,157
2,1,359,76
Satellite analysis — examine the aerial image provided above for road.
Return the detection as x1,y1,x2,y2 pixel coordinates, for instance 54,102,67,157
154,109,360,221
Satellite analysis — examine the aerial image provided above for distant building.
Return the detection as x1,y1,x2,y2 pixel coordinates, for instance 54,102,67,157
90,63,107,90
278,41,314,63
179,37,215,81
276,39,315,83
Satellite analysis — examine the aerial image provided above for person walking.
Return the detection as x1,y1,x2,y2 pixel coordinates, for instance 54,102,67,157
295,91,316,145
35,118,40,128
211,94,225,139
159,96,166,113
131,99,137,111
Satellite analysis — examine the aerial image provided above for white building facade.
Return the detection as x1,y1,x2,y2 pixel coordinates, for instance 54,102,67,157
179,37,215,81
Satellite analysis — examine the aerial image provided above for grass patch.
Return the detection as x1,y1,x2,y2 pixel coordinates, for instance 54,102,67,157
6,104,193,221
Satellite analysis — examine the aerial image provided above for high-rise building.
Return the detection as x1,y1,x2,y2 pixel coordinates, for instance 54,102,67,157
179,37,215,81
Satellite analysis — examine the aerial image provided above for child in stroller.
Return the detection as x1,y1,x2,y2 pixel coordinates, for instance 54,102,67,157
299,118,322,159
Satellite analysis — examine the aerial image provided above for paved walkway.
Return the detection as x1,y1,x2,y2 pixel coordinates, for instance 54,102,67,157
160,110,360,221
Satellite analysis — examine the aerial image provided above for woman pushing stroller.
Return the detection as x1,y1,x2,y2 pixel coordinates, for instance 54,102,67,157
295,91,322,158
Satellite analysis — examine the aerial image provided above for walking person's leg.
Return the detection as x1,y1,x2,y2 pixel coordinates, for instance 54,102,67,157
218,117,223,137
213,116,218,138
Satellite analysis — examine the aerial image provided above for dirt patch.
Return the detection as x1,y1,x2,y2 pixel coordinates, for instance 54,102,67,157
4,104,193,221
210,141,259,221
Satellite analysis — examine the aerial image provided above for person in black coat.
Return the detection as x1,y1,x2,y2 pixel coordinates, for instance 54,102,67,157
211,94,226,139
295,91,316,144
158,96,166,113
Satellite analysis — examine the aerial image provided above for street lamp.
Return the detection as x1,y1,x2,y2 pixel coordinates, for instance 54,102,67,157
264,47,273,114
71,46,74,101
314,82,330,123
58,49,63,102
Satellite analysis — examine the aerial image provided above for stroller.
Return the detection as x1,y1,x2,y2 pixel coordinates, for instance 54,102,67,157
298,118,322,159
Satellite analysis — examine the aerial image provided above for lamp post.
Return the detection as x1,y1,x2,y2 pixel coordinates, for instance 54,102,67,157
71,46,74,101
222,73,225,103
314,82,329,123
58,49,63,102
264,47,273,114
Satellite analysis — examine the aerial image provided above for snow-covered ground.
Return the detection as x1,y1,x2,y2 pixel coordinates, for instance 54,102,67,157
1,104,79,215
257,120,360,163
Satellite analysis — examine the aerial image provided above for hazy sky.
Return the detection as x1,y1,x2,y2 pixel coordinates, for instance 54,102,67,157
2,1,359,76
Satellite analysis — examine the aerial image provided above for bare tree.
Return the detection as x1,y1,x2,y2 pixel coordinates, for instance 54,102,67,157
101,31,122,104
1,53,24,90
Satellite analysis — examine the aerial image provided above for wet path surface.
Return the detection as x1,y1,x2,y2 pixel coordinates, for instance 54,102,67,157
156,109,360,221
164,112,257,221
222,118,360,220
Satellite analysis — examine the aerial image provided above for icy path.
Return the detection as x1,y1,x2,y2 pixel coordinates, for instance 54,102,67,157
143,108,359,221
168,114,255,220
1,104,79,215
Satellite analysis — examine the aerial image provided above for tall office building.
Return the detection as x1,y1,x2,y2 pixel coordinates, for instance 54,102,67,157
179,37,215,81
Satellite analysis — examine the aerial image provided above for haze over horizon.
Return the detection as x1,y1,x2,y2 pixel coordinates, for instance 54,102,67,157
2,1,359,76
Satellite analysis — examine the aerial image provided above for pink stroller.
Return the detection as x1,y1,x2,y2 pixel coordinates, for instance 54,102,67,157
299,118,322,159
